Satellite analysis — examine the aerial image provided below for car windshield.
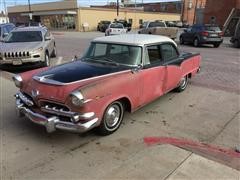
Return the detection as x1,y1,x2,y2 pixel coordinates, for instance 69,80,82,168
101,21,110,24
4,31,43,43
83,42,142,66
110,24,124,29
149,22,165,27
204,26,221,31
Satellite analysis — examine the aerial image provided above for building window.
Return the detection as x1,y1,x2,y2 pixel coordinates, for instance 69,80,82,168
139,19,143,24
129,19,133,24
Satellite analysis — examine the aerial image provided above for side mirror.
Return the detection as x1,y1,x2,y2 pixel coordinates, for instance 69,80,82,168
3,33,9,38
45,36,51,41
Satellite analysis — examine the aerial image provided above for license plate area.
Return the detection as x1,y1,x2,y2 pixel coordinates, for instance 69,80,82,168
13,59,22,65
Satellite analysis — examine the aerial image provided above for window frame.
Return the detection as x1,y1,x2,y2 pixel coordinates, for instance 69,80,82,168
160,43,180,65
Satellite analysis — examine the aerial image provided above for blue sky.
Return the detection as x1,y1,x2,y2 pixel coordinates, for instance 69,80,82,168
1,0,179,12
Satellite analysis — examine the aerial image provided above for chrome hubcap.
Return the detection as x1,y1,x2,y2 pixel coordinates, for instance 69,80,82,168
105,105,121,128
179,77,187,88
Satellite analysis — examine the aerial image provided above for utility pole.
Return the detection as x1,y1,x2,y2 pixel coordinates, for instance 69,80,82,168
28,0,32,22
3,0,8,23
117,0,119,17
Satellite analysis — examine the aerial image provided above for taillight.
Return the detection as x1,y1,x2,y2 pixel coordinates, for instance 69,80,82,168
201,31,209,36
218,32,223,37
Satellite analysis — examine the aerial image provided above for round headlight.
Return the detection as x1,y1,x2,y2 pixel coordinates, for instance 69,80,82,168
70,91,85,106
12,74,23,88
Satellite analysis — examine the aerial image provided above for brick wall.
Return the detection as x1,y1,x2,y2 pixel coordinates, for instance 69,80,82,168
203,0,237,27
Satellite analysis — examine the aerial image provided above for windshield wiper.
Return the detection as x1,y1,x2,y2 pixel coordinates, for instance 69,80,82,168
83,57,119,66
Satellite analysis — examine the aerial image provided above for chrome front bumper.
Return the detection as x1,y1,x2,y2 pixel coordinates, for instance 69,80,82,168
15,93,99,133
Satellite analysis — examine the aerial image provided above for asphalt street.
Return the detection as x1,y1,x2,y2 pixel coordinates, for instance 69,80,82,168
0,31,239,179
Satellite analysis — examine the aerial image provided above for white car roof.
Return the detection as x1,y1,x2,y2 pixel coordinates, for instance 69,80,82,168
93,34,177,47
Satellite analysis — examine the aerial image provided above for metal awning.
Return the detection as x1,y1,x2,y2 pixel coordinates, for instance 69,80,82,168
21,10,77,16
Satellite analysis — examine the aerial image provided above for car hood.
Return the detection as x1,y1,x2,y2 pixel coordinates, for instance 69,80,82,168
35,60,130,84
1,42,43,52
21,61,131,103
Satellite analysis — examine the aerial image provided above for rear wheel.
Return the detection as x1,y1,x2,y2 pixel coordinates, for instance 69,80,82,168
213,43,220,48
97,101,125,136
193,38,199,47
175,76,189,92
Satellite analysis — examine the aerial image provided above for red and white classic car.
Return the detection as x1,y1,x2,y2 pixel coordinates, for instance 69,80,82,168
13,34,201,135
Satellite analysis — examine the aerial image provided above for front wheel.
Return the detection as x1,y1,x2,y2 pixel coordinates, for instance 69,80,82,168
51,45,57,57
193,38,199,47
42,52,50,67
175,76,189,92
97,101,125,136
180,36,184,45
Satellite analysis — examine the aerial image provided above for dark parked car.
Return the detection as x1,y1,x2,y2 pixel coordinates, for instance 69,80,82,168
97,21,111,32
0,23,15,41
230,21,240,48
180,24,223,48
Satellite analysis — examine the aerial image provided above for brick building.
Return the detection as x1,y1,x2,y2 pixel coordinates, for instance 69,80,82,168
182,0,207,25
204,0,240,27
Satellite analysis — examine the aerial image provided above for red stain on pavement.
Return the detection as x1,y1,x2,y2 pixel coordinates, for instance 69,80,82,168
144,137,240,170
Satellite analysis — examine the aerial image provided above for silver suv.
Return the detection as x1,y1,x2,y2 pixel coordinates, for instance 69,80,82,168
0,26,57,66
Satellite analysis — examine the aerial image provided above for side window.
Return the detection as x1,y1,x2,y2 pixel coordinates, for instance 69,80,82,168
161,44,178,63
145,45,162,66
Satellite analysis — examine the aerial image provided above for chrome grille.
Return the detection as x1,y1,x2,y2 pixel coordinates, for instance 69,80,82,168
40,102,72,116
4,51,30,59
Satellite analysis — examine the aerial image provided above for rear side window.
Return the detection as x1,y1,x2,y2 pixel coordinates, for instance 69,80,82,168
204,26,221,31
145,45,162,65
161,44,178,62
148,22,165,28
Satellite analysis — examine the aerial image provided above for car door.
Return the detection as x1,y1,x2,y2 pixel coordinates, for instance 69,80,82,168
161,43,182,93
139,44,166,105
183,27,193,42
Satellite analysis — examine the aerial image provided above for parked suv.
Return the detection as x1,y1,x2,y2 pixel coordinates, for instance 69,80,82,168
0,23,15,41
180,24,223,47
0,26,57,66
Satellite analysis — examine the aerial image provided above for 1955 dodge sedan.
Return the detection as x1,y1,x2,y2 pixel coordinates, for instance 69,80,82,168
13,34,201,135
